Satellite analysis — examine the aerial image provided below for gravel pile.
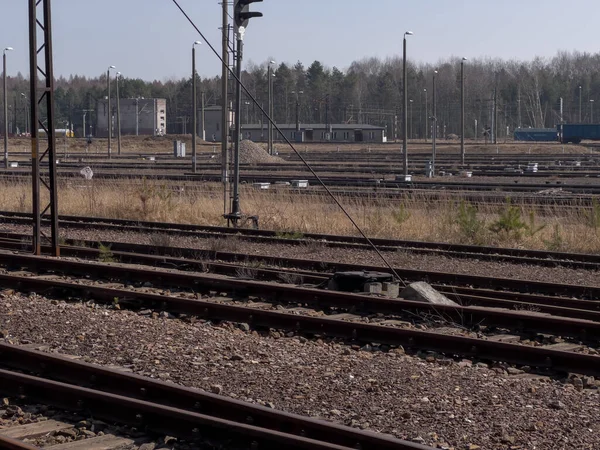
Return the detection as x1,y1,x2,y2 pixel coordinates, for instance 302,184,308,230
219,140,283,165
2,293,600,449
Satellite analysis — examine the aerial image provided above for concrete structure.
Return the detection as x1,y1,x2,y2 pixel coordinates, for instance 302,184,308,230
96,98,166,137
204,106,387,143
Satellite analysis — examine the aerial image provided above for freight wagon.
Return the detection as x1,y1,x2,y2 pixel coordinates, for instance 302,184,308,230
513,128,557,142
559,124,600,144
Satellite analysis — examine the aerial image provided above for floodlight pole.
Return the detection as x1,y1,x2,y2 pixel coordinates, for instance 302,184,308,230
106,65,115,158
116,72,121,155
432,69,438,176
3,47,13,169
460,57,466,165
192,41,201,173
402,31,413,178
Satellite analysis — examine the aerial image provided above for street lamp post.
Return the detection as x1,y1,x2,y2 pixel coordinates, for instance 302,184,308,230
591,99,595,123
20,93,28,135
579,85,583,122
192,40,201,173
461,57,467,165
107,65,116,158
116,72,122,155
291,90,303,132
432,69,438,176
423,88,428,142
267,60,275,154
409,99,413,140
402,31,413,178
3,47,13,169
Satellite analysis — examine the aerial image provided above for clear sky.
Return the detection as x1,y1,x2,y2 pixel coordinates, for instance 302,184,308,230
1,0,598,81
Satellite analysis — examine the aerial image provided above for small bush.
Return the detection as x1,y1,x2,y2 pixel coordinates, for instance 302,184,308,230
455,201,485,243
543,224,564,251
526,211,546,237
276,231,305,240
489,199,528,240
586,199,600,230
98,243,115,263
391,204,411,225
207,237,239,253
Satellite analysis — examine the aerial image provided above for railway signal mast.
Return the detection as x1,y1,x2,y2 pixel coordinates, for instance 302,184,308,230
228,0,263,226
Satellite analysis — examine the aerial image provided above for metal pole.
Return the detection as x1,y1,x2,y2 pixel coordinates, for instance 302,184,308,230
460,58,465,165
231,32,243,218
30,0,59,256
432,70,437,176
221,0,229,214
116,73,121,155
591,100,594,123
135,98,139,136
424,88,428,142
192,44,197,172
295,93,300,132
3,50,8,169
517,85,521,128
579,86,582,122
402,34,408,177
267,64,272,154
409,99,413,140
107,69,111,158
201,91,205,141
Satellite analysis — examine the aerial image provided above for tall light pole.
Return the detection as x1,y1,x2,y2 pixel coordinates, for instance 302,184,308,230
116,72,122,155
192,40,201,173
432,69,438,176
409,99,413,140
291,90,303,132
267,60,275,154
590,99,595,123
460,57,467,165
3,47,13,169
579,85,583,122
20,93,28,135
106,65,115,158
402,31,413,178
423,88,428,142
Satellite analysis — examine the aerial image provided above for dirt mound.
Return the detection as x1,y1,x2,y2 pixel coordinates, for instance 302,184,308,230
217,140,283,164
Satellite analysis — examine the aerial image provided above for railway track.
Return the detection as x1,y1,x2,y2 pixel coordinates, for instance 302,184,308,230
0,232,598,315
1,211,599,271
0,345,427,450
0,249,599,377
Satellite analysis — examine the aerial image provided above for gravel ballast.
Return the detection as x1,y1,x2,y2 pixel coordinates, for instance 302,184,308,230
1,293,599,449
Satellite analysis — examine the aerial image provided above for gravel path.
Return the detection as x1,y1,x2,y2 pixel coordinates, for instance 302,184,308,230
1,293,599,449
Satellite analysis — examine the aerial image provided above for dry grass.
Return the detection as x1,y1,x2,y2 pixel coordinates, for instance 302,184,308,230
1,178,600,254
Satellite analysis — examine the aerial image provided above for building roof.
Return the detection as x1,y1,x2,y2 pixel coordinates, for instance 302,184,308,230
242,123,385,131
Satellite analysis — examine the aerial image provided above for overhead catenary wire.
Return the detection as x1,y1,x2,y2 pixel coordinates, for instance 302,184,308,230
170,0,407,286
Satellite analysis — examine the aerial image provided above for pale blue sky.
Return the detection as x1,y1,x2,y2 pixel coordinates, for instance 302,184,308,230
0,0,598,80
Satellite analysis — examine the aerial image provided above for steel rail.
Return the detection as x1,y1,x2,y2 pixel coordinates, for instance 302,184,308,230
1,211,600,269
0,266,600,375
0,344,427,450
2,252,600,338
0,236,598,315
0,436,38,450
0,369,380,450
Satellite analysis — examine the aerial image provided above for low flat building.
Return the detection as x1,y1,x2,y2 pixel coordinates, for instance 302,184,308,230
96,98,167,137
204,106,386,143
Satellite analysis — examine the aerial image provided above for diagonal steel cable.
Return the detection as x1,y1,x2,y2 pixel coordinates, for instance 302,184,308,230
170,0,406,286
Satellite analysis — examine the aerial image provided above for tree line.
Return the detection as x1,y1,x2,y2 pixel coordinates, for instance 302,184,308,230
2,49,600,138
